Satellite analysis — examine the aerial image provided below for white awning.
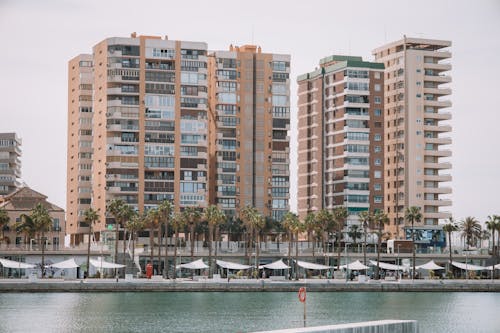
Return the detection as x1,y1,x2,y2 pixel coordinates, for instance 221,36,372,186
451,261,486,271
89,257,125,269
259,259,290,270
296,260,331,270
216,259,251,270
46,258,80,269
370,260,406,271
486,264,500,271
340,260,369,270
416,260,444,270
0,258,36,269
178,259,209,270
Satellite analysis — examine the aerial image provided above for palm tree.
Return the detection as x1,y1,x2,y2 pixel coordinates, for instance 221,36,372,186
118,204,135,275
240,206,258,266
358,211,372,266
442,217,458,274
485,215,500,267
158,200,174,278
333,206,348,270
316,209,334,265
290,215,304,280
125,212,144,273
146,208,161,268
405,206,422,279
183,207,202,264
0,207,10,246
83,208,99,278
171,212,185,280
31,204,53,278
373,210,390,280
348,225,362,249
460,216,482,250
107,199,126,273
205,205,225,278
282,212,299,279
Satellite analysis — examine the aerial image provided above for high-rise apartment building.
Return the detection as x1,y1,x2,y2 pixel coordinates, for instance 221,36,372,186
0,133,22,196
373,37,452,238
297,56,385,226
208,45,291,221
67,34,209,243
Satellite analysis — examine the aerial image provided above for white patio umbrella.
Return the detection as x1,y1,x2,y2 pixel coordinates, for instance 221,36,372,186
258,259,290,270
177,259,209,270
416,260,445,270
340,260,370,270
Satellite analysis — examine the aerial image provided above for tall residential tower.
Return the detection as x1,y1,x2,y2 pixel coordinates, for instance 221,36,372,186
297,56,385,227
373,37,452,239
0,133,22,196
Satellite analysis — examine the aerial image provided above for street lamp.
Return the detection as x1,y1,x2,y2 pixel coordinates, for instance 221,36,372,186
345,243,350,283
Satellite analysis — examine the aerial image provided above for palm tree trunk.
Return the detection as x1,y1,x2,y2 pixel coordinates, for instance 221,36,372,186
312,232,316,257
214,226,219,276
157,225,162,276
163,221,169,279
115,220,119,278
131,231,136,272
323,231,327,266
173,231,178,280
86,228,91,279
288,231,292,279
208,224,213,278
41,231,45,279
412,221,416,279
376,229,382,280
363,230,367,266
256,232,260,279
295,231,299,280
122,228,127,275
336,231,342,270
190,225,195,261
149,229,154,263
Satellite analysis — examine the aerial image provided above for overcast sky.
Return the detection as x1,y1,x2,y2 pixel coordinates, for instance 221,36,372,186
0,0,499,224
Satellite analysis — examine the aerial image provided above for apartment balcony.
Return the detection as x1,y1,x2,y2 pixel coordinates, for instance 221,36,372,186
424,186,452,194
425,63,452,72
424,149,452,157
425,100,452,108
424,211,452,220
343,101,370,109
424,87,452,96
426,136,452,145
424,111,452,121
424,174,452,182
421,50,452,59
107,100,122,107
424,124,452,132
424,199,452,207
424,74,451,84
424,161,452,170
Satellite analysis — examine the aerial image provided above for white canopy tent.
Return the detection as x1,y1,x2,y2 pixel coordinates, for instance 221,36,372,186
178,259,209,270
296,260,331,270
46,258,80,269
0,258,35,269
486,264,500,271
370,260,406,271
216,259,251,270
451,261,486,271
416,260,444,270
89,257,125,269
259,259,290,270
340,260,370,270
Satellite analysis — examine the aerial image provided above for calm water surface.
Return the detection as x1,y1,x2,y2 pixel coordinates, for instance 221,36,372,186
0,292,499,332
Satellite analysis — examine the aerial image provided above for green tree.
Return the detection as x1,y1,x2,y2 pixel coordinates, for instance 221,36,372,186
460,216,482,250
348,225,362,248
125,212,144,272
282,212,299,279
373,210,390,280
405,206,422,278
0,207,10,245
205,205,225,277
358,211,372,266
304,212,318,257
83,208,99,278
118,204,135,275
333,206,348,270
485,215,500,272
107,199,126,274
315,209,334,265
442,217,459,275
146,208,161,266
171,212,186,279
183,207,202,264
240,206,258,266
158,200,174,278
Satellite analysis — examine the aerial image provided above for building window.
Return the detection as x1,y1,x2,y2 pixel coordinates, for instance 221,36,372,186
374,196,383,204
374,109,381,116
374,96,381,104
374,72,381,79
374,146,381,153
374,171,382,179
374,134,381,141
374,158,381,166
374,84,381,92
374,183,382,191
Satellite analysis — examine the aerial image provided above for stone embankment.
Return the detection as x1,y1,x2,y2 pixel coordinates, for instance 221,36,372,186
1,278,499,292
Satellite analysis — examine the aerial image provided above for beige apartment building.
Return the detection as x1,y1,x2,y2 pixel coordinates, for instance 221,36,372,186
208,45,290,221
373,37,452,239
297,56,385,227
0,133,22,196
67,34,209,244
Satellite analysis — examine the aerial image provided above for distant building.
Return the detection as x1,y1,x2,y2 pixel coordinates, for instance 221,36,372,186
0,187,65,250
208,45,291,221
0,133,22,196
297,56,385,227
372,37,452,239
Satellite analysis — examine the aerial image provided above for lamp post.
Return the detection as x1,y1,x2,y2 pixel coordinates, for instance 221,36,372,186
397,244,401,281
345,243,350,283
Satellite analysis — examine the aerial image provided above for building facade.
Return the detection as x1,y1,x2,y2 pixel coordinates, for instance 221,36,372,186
67,34,209,243
297,56,385,227
0,133,22,196
208,45,290,221
0,187,65,250
372,37,452,239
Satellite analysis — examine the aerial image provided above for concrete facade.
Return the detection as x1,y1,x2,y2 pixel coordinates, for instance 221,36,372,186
0,133,22,196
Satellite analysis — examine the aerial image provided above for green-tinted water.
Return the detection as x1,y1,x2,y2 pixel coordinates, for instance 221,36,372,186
0,292,498,332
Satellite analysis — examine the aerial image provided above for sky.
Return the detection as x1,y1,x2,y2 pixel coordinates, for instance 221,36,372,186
0,0,499,224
